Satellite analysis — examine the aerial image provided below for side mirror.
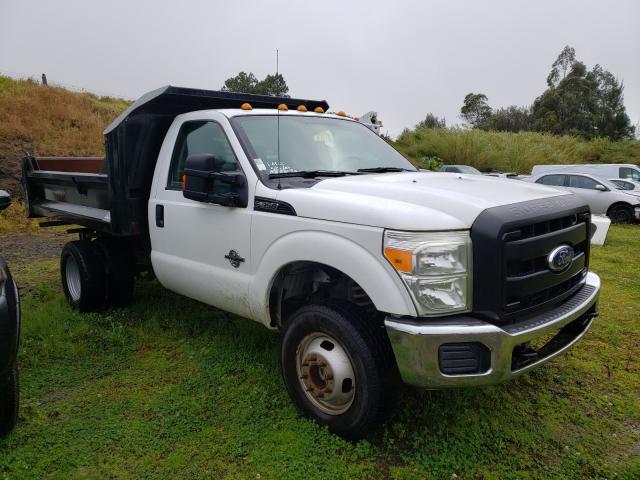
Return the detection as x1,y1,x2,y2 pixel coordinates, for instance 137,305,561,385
182,154,248,207
0,190,11,212
595,184,607,192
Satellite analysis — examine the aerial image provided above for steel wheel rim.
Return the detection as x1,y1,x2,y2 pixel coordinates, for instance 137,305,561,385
296,332,356,415
65,255,82,302
613,208,629,224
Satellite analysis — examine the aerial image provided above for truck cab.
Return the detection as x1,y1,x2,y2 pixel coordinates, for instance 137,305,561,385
23,86,601,438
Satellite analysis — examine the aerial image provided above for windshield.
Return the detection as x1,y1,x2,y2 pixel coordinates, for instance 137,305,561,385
456,165,482,175
598,178,621,190
232,115,416,176
610,179,634,190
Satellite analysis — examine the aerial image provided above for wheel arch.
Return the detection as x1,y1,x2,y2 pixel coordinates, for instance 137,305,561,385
606,201,634,223
248,230,417,327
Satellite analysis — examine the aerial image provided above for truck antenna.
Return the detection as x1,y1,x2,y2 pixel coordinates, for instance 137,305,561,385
276,49,282,190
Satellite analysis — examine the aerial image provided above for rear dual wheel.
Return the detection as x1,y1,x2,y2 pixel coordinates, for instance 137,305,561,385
61,239,135,311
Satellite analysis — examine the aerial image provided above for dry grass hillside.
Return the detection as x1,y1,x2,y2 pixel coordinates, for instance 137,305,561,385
0,76,130,197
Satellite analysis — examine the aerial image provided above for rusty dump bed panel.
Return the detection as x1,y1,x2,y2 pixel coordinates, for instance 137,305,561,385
22,85,330,236
34,157,104,173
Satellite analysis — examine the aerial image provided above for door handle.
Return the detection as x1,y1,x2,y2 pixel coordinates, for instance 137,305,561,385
156,204,164,227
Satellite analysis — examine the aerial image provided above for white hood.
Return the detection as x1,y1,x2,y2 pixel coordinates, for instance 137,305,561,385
276,172,573,230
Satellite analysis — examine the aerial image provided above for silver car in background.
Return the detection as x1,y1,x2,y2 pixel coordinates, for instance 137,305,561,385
608,178,640,195
524,172,640,224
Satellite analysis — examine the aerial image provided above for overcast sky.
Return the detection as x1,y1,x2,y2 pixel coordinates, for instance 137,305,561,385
1,0,638,137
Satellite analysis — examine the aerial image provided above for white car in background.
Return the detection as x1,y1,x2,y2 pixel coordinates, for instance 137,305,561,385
531,163,640,182
524,172,640,224
608,178,640,196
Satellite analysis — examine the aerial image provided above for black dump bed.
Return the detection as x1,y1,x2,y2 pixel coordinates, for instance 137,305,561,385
22,85,329,236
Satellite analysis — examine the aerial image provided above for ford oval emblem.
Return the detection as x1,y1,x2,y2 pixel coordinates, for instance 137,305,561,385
547,245,574,272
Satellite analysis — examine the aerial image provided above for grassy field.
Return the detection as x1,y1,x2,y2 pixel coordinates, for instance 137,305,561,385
394,128,640,174
0,226,638,479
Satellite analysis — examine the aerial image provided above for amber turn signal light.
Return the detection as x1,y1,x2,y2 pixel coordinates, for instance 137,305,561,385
384,247,413,273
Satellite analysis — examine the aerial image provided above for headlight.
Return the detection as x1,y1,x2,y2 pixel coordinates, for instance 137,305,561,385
384,230,472,316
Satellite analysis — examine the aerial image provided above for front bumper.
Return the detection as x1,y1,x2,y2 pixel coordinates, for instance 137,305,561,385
385,271,600,388
634,205,640,221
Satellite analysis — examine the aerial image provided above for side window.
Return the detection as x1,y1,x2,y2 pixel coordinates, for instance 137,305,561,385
167,121,239,189
568,175,600,190
537,174,565,186
620,167,640,181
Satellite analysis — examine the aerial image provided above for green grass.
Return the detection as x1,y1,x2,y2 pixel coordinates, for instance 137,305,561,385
394,128,640,174
1,227,639,479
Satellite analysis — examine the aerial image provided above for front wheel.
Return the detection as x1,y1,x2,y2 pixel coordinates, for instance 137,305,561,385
281,303,398,439
608,204,634,224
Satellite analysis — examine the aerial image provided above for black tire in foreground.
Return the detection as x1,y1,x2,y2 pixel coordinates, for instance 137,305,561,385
95,238,135,307
60,240,107,312
0,257,20,436
608,204,635,224
281,302,398,439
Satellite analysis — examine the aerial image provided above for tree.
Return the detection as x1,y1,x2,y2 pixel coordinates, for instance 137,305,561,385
532,47,634,139
221,71,290,97
417,113,446,129
255,73,289,97
546,45,576,88
221,72,259,94
460,93,492,128
533,60,598,138
482,105,533,133
589,65,634,140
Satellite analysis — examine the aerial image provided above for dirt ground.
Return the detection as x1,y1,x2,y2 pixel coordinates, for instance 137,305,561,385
0,230,70,263
0,230,72,291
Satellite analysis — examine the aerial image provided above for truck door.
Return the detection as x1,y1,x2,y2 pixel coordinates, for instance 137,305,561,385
149,119,253,318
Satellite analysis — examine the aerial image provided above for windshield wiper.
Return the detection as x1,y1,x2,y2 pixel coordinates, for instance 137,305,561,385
268,170,361,179
357,167,415,173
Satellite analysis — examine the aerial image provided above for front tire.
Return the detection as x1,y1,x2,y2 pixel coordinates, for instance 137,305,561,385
281,302,397,439
61,240,107,312
608,204,634,224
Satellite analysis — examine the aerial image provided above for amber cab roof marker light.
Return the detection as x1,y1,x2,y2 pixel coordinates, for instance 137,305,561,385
241,102,252,110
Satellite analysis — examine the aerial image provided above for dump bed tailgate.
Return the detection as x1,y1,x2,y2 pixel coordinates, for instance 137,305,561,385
22,156,112,230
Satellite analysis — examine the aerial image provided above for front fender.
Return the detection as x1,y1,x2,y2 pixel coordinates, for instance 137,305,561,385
248,230,417,325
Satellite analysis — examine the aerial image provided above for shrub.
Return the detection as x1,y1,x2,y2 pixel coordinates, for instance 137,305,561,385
395,127,640,174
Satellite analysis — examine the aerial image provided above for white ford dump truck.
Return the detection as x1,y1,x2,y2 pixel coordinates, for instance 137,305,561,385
22,86,601,438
